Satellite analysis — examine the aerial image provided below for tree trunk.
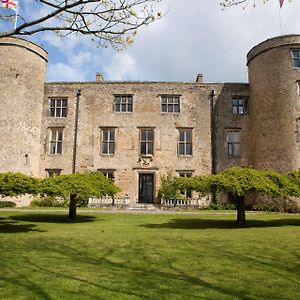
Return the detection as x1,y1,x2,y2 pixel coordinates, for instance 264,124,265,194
236,195,246,226
69,194,77,219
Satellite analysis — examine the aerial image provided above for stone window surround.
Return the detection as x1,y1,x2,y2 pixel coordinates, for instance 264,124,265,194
232,96,249,115
161,94,181,113
226,129,241,157
139,127,154,157
49,97,68,118
48,127,64,155
100,127,115,155
114,94,133,113
45,168,62,177
291,49,300,68
98,168,116,181
177,127,193,156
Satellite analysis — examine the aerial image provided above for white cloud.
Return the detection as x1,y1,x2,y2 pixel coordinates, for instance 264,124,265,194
104,52,137,80
47,63,86,82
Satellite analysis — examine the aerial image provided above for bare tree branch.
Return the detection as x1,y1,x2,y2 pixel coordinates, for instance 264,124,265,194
0,0,163,49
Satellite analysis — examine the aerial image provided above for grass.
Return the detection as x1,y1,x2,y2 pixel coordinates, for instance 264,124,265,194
0,211,299,299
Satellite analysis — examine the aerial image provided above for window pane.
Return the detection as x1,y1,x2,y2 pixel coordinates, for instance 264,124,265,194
174,104,180,113
109,143,114,154
186,143,192,155
179,143,184,155
161,104,167,112
127,103,133,112
141,130,146,140
56,108,61,117
102,130,108,141
58,131,63,141
233,144,240,156
141,142,146,155
148,142,153,155
168,103,173,112
62,108,67,117
147,130,154,141
102,142,108,154
121,103,126,112
57,142,62,154
179,131,185,141
50,108,55,117
110,129,115,140
115,103,120,112
186,130,191,142
232,107,238,114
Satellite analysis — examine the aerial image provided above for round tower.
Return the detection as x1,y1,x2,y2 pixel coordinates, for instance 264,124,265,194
247,35,300,172
0,37,47,176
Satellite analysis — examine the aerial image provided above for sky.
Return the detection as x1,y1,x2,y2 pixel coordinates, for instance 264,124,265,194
4,0,300,83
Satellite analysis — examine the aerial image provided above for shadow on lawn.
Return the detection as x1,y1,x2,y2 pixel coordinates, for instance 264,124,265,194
0,217,44,233
142,217,300,230
11,214,95,224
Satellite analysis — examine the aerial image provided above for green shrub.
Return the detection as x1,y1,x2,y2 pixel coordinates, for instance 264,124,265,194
202,203,236,210
0,201,16,208
30,197,66,207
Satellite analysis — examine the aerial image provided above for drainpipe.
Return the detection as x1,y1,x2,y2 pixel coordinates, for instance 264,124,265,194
210,89,216,175
72,89,81,174
210,89,217,204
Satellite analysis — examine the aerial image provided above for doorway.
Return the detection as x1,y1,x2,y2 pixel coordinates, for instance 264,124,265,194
138,174,154,203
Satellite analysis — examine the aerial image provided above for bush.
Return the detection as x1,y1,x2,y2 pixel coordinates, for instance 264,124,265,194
202,203,236,210
30,197,67,207
0,201,16,208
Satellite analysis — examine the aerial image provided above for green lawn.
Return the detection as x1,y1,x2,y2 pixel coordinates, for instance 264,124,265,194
0,211,299,300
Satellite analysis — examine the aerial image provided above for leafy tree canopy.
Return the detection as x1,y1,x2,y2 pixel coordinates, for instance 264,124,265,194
0,172,40,197
40,172,120,199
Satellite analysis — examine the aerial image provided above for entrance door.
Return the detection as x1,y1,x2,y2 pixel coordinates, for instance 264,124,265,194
139,174,154,203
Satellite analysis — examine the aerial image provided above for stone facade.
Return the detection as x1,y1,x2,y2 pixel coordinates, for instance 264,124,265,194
1,35,300,205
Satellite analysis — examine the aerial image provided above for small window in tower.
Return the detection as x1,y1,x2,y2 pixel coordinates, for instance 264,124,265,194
49,98,68,117
296,118,300,143
291,50,300,68
232,97,249,115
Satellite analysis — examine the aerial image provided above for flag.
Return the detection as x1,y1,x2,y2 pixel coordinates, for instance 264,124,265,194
279,0,284,8
1,0,17,11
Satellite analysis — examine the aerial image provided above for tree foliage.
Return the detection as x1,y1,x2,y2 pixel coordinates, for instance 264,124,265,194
159,167,300,225
0,172,40,197
0,0,162,49
40,171,119,199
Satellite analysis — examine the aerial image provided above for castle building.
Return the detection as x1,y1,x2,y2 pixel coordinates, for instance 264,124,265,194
1,35,300,205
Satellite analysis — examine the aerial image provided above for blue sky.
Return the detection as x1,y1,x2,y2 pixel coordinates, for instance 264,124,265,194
2,0,299,83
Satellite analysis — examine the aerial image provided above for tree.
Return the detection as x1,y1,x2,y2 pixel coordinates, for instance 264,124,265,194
0,172,40,197
220,0,290,9
40,172,119,219
165,167,300,226
0,0,162,49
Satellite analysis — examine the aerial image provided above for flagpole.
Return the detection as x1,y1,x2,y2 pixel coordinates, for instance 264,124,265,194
279,6,283,35
14,0,18,30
